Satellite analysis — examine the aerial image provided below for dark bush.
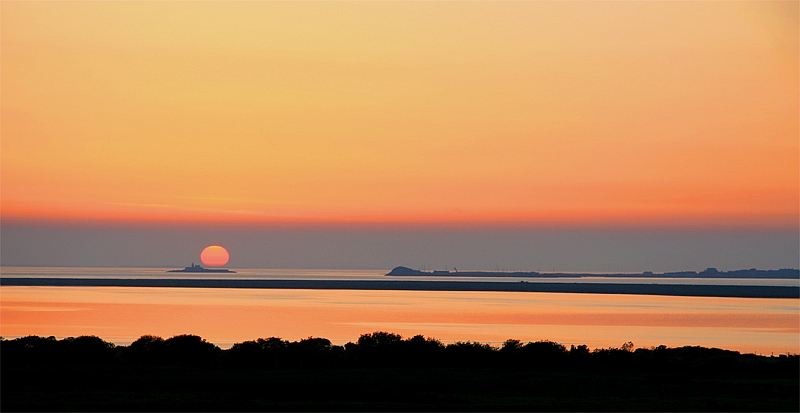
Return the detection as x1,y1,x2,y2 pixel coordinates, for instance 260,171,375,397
163,334,220,366
0,336,60,367
61,335,116,365
444,341,496,367
124,335,166,365
286,337,334,369
227,337,288,368
402,335,445,367
357,331,404,367
519,340,568,369
1,335,116,367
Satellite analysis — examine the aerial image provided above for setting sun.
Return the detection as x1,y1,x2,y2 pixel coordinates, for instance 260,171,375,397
200,246,229,267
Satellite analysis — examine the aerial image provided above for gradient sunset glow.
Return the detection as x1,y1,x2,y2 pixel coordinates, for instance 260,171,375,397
2,2,797,228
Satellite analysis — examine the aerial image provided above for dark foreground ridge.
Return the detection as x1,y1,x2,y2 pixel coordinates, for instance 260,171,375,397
2,332,798,411
2,277,798,298
387,265,800,279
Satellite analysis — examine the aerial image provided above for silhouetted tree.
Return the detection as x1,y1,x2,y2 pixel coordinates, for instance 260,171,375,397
287,337,333,369
501,339,522,352
358,331,402,348
62,335,116,365
228,337,288,368
570,344,590,356
1,335,117,367
403,335,445,367
0,336,60,367
163,334,220,366
498,339,522,366
591,344,637,372
445,341,496,367
357,332,403,366
124,335,167,365
519,340,567,369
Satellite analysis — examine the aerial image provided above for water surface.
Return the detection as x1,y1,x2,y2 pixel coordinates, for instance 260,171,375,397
2,271,797,355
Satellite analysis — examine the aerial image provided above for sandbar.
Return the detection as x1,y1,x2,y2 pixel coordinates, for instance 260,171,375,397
1,278,797,298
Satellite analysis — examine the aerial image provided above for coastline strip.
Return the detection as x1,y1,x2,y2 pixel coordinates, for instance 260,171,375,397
1,278,797,298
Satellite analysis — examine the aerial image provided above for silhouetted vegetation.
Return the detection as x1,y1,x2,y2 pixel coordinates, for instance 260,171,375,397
2,333,797,411
1,335,118,368
3,331,797,376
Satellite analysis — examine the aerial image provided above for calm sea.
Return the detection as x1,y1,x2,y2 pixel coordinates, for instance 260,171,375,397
1,267,798,355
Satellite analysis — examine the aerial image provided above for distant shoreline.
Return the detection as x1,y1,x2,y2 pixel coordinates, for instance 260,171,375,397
386,266,800,279
1,277,797,298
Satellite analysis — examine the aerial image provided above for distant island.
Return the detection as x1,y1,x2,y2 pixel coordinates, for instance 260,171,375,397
167,263,236,273
386,266,800,279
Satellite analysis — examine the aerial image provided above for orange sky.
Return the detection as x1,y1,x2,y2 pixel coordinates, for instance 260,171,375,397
2,1,798,227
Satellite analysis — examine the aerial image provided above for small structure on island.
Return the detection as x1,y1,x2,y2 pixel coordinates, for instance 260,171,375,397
168,263,236,273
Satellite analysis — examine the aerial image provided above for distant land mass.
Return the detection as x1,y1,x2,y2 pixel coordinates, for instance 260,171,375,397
4,278,796,298
386,266,800,279
167,263,236,273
